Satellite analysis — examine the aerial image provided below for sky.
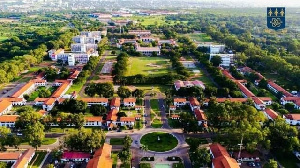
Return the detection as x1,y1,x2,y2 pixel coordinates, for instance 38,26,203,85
198,0,300,7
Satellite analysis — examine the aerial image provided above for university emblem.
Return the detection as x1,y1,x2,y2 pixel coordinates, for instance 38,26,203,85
267,7,285,30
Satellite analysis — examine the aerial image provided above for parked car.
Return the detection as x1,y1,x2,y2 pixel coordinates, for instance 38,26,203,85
247,162,256,167
255,162,261,167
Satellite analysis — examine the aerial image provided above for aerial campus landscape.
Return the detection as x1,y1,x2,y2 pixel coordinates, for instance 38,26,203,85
0,0,300,168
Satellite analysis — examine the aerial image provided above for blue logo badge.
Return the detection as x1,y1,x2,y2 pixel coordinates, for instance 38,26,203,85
267,7,285,30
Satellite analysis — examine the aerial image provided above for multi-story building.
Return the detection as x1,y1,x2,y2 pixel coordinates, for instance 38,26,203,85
174,80,205,91
135,44,161,56
0,100,13,116
79,98,109,107
209,54,234,67
128,30,151,37
210,45,226,54
267,80,293,98
0,115,18,127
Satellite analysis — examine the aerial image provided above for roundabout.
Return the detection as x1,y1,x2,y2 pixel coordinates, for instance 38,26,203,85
140,132,179,152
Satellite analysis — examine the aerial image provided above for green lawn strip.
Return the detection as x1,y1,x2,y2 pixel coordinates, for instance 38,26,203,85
66,82,84,94
29,152,47,168
110,138,124,145
150,99,160,116
120,163,131,168
125,56,171,76
194,70,214,86
185,33,212,42
95,63,104,75
49,126,104,134
140,163,151,168
112,152,118,168
172,163,184,168
151,118,163,128
18,77,32,83
134,120,143,130
274,151,300,168
150,112,156,120
140,132,178,152
135,84,170,93
21,138,57,145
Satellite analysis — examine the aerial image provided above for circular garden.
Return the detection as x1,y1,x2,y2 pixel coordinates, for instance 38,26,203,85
140,132,178,152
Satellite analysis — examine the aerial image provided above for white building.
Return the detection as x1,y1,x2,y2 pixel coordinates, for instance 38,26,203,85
210,45,225,54
209,54,234,67
284,114,300,126
80,98,109,107
0,100,13,116
123,98,136,107
135,44,161,56
0,115,18,128
174,98,187,107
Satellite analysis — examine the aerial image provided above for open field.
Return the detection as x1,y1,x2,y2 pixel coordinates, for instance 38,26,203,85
185,33,212,42
151,118,163,128
66,82,84,95
126,57,171,76
21,138,56,145
29,152,47,168
110,138,124,145
140,132,178,152
193,69,215,86
134,84,170,93
150,99,160,116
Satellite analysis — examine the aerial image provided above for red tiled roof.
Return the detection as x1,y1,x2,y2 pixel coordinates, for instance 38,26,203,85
268,80,293,97
11,81,34,98
0,100,12,113
282,97,300,102
0,115,18,122
258,97,272,101
120,117,135,122
87,143,112,168
62,151,90,160
44,98,56,105
68,70,80,79
189,97,200,106
285,114,300,120
38,110,47,116
106,109,118,121
123,98,136,103
194,109,207,121
256,72,265,80
110,97,121,107
14,149,35,168
85,116,103,122
0,98,24,102
252,97,264,105
35,72,45,80
80,98,109,103
222,70,234,80
237,82,255,97
174,98,186,102
34,98,49,102
51,81,71,98
264,108,278,120
212,155,240,168
210,143,230,158
0,152,21,160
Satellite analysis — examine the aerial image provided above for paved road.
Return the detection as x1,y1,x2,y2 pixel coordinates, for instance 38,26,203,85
144,96,152,128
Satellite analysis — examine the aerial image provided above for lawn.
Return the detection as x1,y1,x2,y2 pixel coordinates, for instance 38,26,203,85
28,86,56,101
140,132,178,152
150,99,161,115
95,63,104,75
28,152,47,168
18,77,32,83
125,57,171,76
185,33,212,42
21,138,57,145
135,84,170,93
140,163,151,168
49,127,104,133
172,163,184,168
66,82,84,94
112,152,118,168
151,118,163,128
110,138,124,145
194,69,214,86
274,151,300,168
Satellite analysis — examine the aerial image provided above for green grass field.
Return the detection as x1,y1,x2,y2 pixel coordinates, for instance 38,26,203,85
135,84,170,93
151,118,163,128
172,163,184,168
110,138,124,145
150,99,161,115
140,132,178,152
66,82,84,95
125,57,171,76
21,138,56,145
194,70,215,86
185,33,212,42
29,152,47,168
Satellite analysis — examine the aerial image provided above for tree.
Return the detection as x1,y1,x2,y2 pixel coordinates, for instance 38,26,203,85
111,51,116,55
190,148,211,167
117,112,127,118
56,112,71,132
0,162,7,168
263,159,277,168
179,112,199,133
63,129,105,152
25,121,45,150
15,111,42,129
132,89,144,98
210,55,222,66
59,99,87,114
90,104,107,116
45,164,55,168
117,86,132,98
71,113,85,129
285,103,295,111
0,126,11,151
123,135,133,149
268,118,299,152
6,134,21,150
